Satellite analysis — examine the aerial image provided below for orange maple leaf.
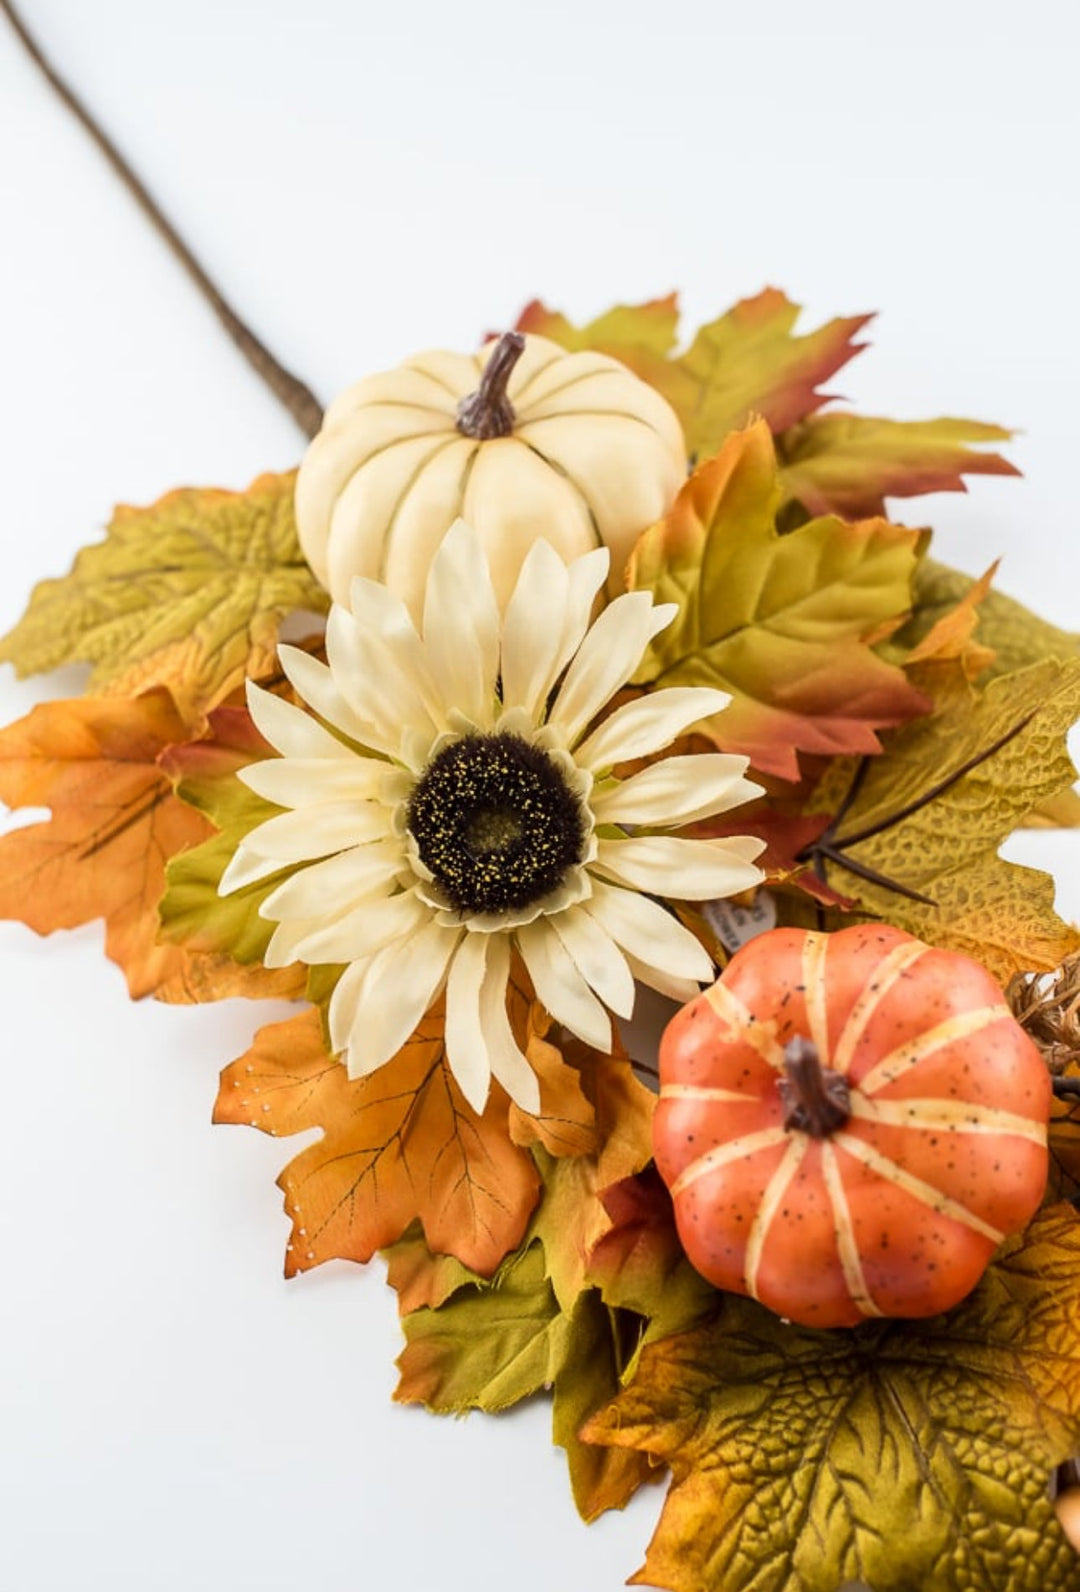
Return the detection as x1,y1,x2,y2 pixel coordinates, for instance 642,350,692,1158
0,690,296,1001
214,1006,543,1277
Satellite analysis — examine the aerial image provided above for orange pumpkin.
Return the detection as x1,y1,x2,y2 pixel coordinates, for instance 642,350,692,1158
654,924,1050,1327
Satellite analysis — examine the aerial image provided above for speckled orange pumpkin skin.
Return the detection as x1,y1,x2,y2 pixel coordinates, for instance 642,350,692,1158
654,924,1050,1328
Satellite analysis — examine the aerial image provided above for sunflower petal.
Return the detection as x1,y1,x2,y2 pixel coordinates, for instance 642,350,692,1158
623,952,703,1005
245,681,352,760
349,576,446,727
516,918,611,1052
500,541,571,716
594,835,765,900
592,754,763,828
575,687,732,772
332,921,462,1074
289,887,428,964
423,521,500,729
239,801,387,861
218,845,290,896
581,878,715,985
549,593,678,746
476,934,539,1114
259,840,407,921
444,933,495,1113
238,756,392,808
326,604,438,752
549,904,635,1018
276,645,375,747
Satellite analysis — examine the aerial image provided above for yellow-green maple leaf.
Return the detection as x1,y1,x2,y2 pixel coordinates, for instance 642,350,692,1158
157,704,285,967
628,419,930,780
905,558,1079,678
804,656,1080,982
518,288,869,463
393,1242,652,1520
0,472,328,726
778,413,1019,518
651,288,870,461
394,1241,568,1414
515,294,679,387
584,1205,1080,1592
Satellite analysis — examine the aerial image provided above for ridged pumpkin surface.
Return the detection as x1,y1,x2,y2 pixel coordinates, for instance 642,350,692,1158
295,333,686,618
655,924,1050,1327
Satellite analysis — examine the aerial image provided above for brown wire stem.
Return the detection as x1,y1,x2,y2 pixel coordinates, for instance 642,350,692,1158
1,0,324,438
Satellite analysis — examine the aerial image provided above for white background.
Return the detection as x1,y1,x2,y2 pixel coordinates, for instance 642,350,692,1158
1,2,1079,1589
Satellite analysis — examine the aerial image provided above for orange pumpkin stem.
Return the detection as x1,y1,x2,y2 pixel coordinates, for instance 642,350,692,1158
779,1036,851,1138
456,332,526,439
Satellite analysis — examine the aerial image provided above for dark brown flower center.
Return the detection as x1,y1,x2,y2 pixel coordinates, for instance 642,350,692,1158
407,732,586,915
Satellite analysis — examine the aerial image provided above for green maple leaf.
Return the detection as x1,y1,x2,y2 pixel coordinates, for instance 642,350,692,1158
157,704,284,966
0,472,328,726
803,656,1080,983
393,1242,653,1521
393,1241,568,1414
627,419,930,780
778,413,1019,518
584,1205,1080,1592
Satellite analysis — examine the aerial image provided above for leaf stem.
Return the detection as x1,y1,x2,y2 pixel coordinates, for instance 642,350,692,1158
2,0,324,439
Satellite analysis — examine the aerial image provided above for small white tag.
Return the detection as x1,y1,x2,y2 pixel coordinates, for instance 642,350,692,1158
702,891,777,953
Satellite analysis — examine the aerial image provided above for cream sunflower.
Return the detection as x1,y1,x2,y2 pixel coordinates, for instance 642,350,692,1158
220,522,765,1115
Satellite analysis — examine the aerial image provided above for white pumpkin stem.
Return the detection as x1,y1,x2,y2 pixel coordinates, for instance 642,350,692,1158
779,1037,851,1138
1,0,325,440
456,333,526,440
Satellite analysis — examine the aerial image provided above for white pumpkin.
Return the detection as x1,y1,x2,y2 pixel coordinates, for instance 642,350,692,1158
295,332,686,617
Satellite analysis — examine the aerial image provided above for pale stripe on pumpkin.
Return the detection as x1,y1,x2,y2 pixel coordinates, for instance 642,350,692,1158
849,1094,1047,1144
743,1137,807,1303
830,939,929,1076
660,1083,765,1105
833,1131,1005,1242
800,933,832,1061
670,1126,789,1199
704,981,786,1071
856,1004,1012,1097
821,1141,884,1318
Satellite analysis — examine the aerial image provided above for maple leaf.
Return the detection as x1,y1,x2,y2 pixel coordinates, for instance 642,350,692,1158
800,657,1080,983
531,1046,657,1313
393,1241,567,1413
393,1046,659,1518
778,413,1019,518
518,288,869,463
514,294,679,386
902,560,998,680
0,690,294,1002
382,1225,485,1316
584,1204,1080,1592
507,1030,599,1159
652,288,870,462
0,472,328,726
157,705,288,969
214,1006,541,1277
393,1239,655,1521
551,1289,659,1522
905,558,1079,679
586,1168,718,1358
627,420,930,780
